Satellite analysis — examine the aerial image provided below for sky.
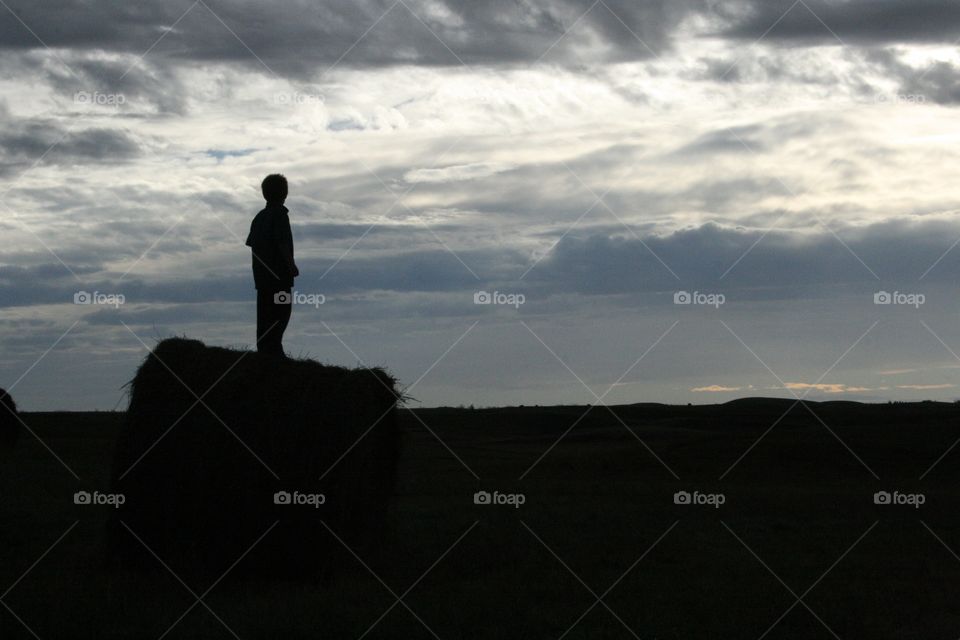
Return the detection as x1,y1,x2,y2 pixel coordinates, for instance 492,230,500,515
2,0,960,410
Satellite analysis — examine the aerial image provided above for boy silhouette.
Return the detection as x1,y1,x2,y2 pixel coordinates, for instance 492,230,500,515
246,174,299,356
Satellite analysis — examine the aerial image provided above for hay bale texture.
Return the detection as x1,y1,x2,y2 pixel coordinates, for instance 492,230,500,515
0,388,18,446
107,338,399,579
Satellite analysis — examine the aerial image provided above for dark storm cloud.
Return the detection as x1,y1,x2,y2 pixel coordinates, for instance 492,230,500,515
528,218,960,295
865,49,960,105
0,111,141,171
5,218,959,311
294,221,472,241
0,0,702,76
43,55,189,114
718,0,960,45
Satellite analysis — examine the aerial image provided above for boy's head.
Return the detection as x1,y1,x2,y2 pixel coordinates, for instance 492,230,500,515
261,173,288,204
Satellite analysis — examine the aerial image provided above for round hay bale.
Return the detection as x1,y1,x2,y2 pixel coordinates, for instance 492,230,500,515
0,388,19,447
106,338,400,580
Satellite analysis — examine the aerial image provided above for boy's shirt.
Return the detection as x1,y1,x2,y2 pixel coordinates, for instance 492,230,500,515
245,203,295,291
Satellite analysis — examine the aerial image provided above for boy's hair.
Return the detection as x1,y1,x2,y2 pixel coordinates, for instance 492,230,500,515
261,174,288,203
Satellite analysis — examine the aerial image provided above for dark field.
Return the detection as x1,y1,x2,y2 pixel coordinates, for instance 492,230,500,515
2,400,959,638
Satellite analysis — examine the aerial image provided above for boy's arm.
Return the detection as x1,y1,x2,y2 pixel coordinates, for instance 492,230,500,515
276,212,298,278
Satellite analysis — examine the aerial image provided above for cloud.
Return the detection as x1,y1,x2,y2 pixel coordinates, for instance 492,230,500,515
783,382,871,394
404,162,516,184
897,383,954,390
529,216,960,295
865,49,960,105
718,0,960,46
0,0,704,78
691,384,742,392
0,112,141,174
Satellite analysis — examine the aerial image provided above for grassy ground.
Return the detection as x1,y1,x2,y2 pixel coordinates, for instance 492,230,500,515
2,400,960,638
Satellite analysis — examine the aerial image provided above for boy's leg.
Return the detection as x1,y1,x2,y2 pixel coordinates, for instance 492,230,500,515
273,289,293,355
256,289,271,353
257,289,291,356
